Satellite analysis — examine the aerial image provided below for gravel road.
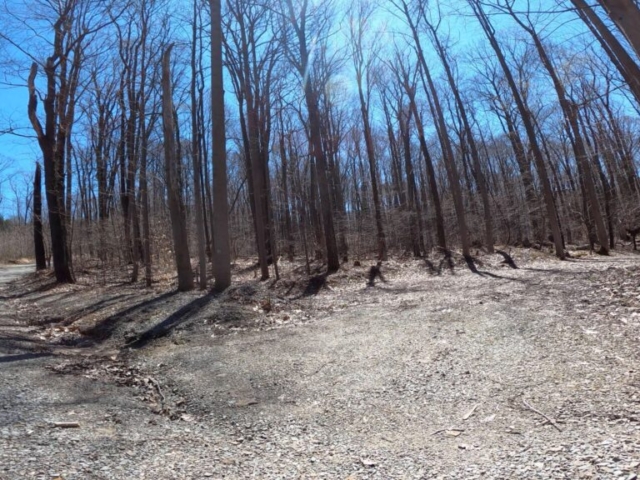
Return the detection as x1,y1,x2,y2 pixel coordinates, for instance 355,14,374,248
0,255,639,479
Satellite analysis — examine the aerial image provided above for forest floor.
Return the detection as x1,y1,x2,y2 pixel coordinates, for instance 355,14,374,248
0,249,639,480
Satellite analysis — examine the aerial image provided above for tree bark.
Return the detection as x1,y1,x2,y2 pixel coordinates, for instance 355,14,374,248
506,6,608,253
27,60,75,283
470,0,565,259
192,0,207,288
162,45,194,292
33,162,47,271
596,0,640,59
211,0,232,290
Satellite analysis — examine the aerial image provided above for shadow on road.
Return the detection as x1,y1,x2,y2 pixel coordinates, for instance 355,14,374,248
0,352,52,363
82,291,179,343
127,293,217,349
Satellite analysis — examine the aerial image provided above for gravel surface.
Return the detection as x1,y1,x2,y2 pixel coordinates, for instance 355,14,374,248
1,253,639,479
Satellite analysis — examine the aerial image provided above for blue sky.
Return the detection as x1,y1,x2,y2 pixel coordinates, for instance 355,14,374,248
0,82,38,217
0,0,630,217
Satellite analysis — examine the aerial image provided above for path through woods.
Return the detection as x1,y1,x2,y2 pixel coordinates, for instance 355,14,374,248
0,254,639,479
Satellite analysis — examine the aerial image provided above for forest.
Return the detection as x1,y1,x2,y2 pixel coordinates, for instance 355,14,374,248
1,0,640,289
1,2,640,478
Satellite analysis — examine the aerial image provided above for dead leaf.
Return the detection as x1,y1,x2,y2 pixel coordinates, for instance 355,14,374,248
445,430,463,437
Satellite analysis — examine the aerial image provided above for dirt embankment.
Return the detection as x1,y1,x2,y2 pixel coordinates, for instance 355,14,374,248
1,252,639,479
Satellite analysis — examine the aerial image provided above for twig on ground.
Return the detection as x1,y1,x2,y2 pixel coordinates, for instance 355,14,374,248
50,422,80,428
462,404,479,421
148,376,165,408
311,360,335,376
431,427,464,436
522,398,563,432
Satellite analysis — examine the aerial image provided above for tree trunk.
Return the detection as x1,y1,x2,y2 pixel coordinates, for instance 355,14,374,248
509,9,609,254
192,0,207,289
162,45,194,292
27,62,75,283
571,0,640,105
210,0,232,291
427,24,494,252
33,162,47,271
596,0,640,59
470,0,565,259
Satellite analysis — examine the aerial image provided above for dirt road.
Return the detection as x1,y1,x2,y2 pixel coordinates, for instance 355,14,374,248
0,263,34,286
0,254,639,479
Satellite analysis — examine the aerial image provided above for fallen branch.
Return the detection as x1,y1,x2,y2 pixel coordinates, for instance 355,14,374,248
522,398,562,432
51,422,80,429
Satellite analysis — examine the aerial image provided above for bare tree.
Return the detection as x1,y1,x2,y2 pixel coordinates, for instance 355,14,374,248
162,45,194,292
502,1,609,254
280,0,340,273
348,0,387,260
33,162,47,270
192,0,207,288
469,0,565,259
211,0,232,291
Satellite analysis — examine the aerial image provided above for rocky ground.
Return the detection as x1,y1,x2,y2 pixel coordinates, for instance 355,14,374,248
0,250,639,479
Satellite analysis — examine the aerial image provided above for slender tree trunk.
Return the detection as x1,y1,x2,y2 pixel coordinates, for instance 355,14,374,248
210,0,232,290
427,26,494,251
405,85,447,250
279,126,295,260
356,82,387,260
399,107,423,256
192,0,207,288
470,0,565,259
33,162,47,270
508,7,609,254
162,45,194,292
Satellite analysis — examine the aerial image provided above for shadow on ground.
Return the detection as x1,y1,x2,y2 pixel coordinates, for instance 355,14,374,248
127,293,217,349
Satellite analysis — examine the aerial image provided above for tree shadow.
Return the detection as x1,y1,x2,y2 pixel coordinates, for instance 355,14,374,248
0,280,59,301
0,352,52,363
126,293,217,349
60,294,134,326
82,291,179,342
522,267,592,275
375,284,431,294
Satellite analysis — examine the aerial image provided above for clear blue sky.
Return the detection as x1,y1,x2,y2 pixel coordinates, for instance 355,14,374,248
0,81,39,217
0,0,628,217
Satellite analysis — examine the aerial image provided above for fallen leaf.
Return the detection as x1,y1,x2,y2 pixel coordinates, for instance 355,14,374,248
463,404,479,420
361,458,376,467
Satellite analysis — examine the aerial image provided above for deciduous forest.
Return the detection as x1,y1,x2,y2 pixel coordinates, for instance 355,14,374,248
1,1,640,479
1,0,640,286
